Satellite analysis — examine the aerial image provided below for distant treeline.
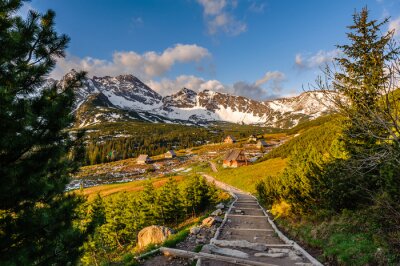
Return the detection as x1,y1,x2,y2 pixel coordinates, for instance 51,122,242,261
79,121,274,165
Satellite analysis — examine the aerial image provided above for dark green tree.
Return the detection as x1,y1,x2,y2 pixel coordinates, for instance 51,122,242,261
318,7,400,172
140,181,157,225
158,178,182,225
315,8,400,255
0,1,87,264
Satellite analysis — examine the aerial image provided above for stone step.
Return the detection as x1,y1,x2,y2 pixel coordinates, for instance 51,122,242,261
227,228,274,232
228,214,266,218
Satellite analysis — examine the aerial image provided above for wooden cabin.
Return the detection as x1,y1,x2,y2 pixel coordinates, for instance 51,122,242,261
137,154,152,165
248,135,257,143
165,150,177,159
257,140,268,149
222,149,248,168
224,135,237,144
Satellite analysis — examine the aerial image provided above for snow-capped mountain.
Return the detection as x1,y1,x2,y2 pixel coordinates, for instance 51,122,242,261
57,71,334,128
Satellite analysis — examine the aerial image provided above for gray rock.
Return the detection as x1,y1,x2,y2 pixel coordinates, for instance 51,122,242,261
214,216,223,223
196,238,207,244
288,251,303,261
137,225,174,249
216,203,225,209
255,252,287,258
211,209,223,216
190,226,201,235
207,244,249,259
211,239,267,251
269,248,291,253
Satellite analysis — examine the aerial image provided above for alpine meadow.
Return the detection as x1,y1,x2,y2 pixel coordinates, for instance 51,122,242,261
1,0,400,265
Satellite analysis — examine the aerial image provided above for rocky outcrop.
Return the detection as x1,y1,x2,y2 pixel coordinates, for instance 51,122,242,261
137,225,174,249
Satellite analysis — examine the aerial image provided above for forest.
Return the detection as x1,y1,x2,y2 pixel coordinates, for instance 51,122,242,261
77,176,223,265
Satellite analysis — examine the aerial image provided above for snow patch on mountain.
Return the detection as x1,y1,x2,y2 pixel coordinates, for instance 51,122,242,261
56,71,334,129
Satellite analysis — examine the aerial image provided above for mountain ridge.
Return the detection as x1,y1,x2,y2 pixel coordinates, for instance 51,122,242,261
56,70,334,128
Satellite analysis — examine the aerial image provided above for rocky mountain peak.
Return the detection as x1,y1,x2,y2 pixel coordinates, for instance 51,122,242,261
115,74,141,83
162,87,198,109
177,87,197,96
53,72,334,128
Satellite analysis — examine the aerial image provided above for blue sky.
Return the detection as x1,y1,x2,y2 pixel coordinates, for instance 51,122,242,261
23,0,400,100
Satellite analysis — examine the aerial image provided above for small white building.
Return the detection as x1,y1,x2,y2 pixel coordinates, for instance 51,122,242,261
224,135,236,144
248,135,257,143
137,154,152,164
165,150,177,159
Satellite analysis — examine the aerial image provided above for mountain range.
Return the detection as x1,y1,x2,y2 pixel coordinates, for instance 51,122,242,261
55,70,334,129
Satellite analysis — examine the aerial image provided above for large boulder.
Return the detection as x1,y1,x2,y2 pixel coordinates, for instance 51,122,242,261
137,225,174,249
202,217,216,227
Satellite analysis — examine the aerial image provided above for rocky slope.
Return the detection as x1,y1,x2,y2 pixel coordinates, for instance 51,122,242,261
57,70,334,128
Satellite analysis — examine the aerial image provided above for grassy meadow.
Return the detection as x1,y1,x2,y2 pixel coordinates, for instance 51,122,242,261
207,157,287,193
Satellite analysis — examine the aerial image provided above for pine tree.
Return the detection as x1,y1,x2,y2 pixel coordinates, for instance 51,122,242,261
0,1,87,264
326,7,400,171
159,178,182,225
140,181,157,225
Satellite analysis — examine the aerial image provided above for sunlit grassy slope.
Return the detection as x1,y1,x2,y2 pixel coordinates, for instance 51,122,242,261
210,157,287,193
76,176,184,201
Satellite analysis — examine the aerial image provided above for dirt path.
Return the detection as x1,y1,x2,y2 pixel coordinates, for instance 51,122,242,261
209,162,218,173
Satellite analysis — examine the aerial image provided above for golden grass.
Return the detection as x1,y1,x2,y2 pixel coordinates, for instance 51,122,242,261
75,176,184,201
262,132,287,140
210,157,287,193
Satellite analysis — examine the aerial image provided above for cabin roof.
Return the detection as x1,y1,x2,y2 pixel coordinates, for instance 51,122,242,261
223,149,245,161
258,140,267,145
225,135,236,141
166,150,176,155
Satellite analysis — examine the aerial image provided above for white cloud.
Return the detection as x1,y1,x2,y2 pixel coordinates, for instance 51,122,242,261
255,71,285,87
295,49,341,69
232,71,285,100
198,0,227,15
51,44,210,79
146,75,226,96
389,17,400,37
147,71,285,100
197,0,247,36
249,1,266,13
